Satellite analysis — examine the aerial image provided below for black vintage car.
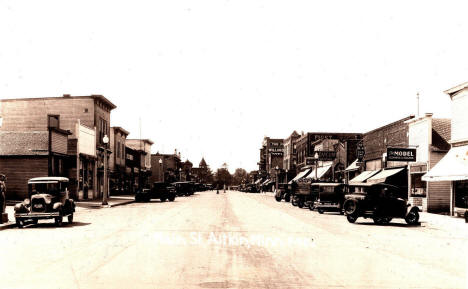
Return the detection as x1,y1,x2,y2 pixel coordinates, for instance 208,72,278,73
274,183,291,202
14,177,75,227
173,182,194,196
312,183,346,214
343,183,420,225
291,178,318,209
135,182,176,202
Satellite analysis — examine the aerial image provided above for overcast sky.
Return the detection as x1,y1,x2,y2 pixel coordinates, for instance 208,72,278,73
1,1,467,173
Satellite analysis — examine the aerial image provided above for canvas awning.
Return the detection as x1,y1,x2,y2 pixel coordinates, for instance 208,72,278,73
344,159,360,172
305,163,332,180
261,179,270,186
349,170,380,185
254,179,262,185
289,168,312,184
423,145,468,182
366,168,405,184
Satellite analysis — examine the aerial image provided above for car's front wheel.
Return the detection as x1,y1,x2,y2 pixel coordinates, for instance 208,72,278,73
298,199,304,208
318,208,324,214
275,196,282,202
168,195,175,202
55,215,63,227
405,211,419,225
308,202,315,211
284,195,291,202
343,199,358,215
16,219,24,228
464,211,468,223
346,214,357,223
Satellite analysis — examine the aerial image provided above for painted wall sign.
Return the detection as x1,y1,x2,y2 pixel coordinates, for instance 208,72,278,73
387,147,416,162
357,142,365,162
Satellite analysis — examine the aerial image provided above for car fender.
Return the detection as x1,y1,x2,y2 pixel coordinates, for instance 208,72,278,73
53,202,63,211
407,205,420,214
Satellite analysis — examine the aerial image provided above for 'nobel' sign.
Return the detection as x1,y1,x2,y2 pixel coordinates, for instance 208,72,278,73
387,148,416,162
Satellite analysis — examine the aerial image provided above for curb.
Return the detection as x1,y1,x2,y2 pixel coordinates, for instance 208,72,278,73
0,222,16,231
75,199,135,209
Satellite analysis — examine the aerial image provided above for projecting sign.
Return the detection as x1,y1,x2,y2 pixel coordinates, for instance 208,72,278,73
316,151,336,161
386,147,416,162
356,142,365,162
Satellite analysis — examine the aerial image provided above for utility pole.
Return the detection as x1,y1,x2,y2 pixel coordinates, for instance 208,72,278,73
416,92,420,117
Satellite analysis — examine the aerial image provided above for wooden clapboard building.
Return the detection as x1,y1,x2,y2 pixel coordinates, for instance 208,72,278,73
0,94,116,200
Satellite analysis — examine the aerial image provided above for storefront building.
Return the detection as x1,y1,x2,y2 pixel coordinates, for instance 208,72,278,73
423,82,468,217
348,116,414,192
109,126,129,195
406,114,451,212
283,131,300,182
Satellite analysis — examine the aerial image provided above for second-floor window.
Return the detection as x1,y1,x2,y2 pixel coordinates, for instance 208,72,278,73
48,115,60,129
99,118,108,144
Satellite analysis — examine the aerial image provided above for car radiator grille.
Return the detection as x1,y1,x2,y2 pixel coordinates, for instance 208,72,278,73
31,198,47,212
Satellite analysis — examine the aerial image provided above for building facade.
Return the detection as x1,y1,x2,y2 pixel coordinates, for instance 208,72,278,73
109,127,129,195
0,94,116,200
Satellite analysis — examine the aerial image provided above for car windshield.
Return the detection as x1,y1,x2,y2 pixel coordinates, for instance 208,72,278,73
28,182,62,195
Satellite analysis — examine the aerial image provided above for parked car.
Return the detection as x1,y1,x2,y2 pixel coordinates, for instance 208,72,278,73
274,183,291,202
173,182,194,196
135,182,176,202
244,183,259,193
14,177,75,228
291,179,318,208
312,183,346,214
343,183,420,225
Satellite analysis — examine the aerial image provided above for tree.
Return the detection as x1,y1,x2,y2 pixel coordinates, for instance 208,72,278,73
214,163,232,187
232,168,248,185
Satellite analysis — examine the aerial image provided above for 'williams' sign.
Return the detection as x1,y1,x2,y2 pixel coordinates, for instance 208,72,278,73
386,147,416,162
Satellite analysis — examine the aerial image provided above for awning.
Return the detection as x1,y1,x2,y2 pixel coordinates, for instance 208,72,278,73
349,170,380,185
344,159,360,172
261,179,270,186
305,163,332,180
289,168,312,184
367,168,405,184
254,179,262,185
423,145,468,181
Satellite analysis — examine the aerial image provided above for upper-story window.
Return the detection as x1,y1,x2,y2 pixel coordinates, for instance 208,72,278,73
116,141,121,159
48,115,60,129
99,118,108,144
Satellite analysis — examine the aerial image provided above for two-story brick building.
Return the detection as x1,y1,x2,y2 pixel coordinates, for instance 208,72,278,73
126,139,153,189
109,126,129,195
150,152,182,183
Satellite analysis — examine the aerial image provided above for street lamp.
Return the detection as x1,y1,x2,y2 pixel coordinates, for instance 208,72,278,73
275,165,279,192
314,152,319,180
102,134,109,205
159,158,163,182
179,168,182,181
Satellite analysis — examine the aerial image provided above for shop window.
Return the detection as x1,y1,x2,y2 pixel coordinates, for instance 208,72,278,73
410,174,426,197
455,180,468,209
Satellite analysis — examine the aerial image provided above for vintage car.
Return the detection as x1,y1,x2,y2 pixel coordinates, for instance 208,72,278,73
173,182,194,196
274,183,291,202
135,182,176,202
312,183,346,214
291,178,318,209
343,183,420,225
14,177,75,228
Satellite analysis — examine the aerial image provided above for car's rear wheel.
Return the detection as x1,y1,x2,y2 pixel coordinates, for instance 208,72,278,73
168,195,175,202
464,211,468,223
405,211,419,225
291,197,297,206
318,208,324,214
68,214,74,224
284,195,291,202
275,196,282,202
346,215,357,223
298,199,304,208
308,202,315,211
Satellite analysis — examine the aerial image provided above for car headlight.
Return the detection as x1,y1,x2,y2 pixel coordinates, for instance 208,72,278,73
24,198,30,206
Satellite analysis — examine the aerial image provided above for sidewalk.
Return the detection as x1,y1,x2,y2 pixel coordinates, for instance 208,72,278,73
0,195,135,230
75,195,135,209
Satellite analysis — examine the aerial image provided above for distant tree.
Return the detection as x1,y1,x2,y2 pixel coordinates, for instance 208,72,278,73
214,164,232,187
232,168,248,185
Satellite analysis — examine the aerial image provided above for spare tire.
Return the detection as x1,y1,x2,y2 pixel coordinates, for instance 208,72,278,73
343,199,358,215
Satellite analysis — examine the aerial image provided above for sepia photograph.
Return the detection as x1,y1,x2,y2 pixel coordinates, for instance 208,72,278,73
0,1,468,288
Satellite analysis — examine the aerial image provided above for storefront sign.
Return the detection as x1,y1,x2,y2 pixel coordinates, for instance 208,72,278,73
357,142,365,162
316,151,336,161
387,148,416,162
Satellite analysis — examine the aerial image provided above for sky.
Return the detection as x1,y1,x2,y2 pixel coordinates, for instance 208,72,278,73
1,1,468,173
